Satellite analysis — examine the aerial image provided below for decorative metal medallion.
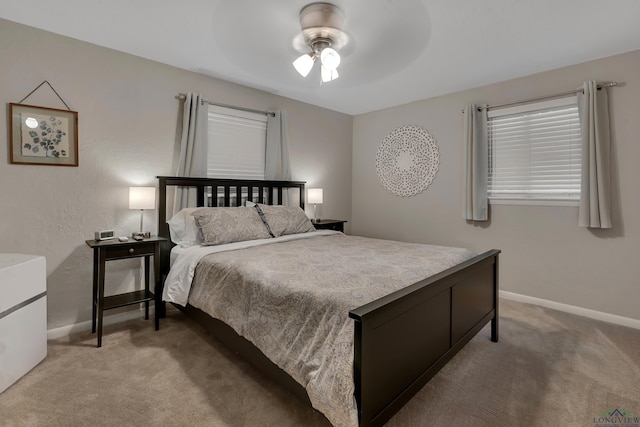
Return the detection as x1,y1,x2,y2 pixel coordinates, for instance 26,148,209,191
376,125,440,197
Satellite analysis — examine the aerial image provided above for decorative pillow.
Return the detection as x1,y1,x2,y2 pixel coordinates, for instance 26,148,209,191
193,207,272,246
254,204,315,237
167,208,202,247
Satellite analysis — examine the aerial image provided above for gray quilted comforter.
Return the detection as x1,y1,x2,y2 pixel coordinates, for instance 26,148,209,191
187,233,475,427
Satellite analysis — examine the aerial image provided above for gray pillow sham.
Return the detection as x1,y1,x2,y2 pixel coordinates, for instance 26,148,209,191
253,204,316,237
193,207,272,246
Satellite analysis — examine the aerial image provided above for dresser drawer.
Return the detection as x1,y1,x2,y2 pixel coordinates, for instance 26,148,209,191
105,243,155,260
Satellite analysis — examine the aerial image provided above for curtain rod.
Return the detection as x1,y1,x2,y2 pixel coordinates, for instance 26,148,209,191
176,94,275,117
463,81,620,113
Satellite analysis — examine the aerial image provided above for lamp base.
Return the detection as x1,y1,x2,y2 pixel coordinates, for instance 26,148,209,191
131,231,151,239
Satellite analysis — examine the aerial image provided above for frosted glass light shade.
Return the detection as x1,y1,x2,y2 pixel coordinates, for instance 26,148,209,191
308,188,323,204
320,47,340,69
321,65,339,82
129,187,156,210
293,53,315,77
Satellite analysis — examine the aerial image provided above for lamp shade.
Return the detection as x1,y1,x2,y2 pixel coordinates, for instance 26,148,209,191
308,188,323,204
129,187,156,210
293,53,315,77
321,64,339,83
320,47,340,69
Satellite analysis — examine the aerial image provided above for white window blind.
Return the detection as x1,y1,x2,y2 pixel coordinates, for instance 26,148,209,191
488,97,581,202
207,105,267,180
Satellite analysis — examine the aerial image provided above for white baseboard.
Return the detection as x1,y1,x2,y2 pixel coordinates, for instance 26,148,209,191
48,292,639,339
47,307,155,340
500,290,640,330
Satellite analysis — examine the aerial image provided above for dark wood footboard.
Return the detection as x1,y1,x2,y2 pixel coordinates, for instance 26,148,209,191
349,249,500,427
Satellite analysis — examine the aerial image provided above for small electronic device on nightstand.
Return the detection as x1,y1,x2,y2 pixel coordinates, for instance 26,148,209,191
94,230,115,241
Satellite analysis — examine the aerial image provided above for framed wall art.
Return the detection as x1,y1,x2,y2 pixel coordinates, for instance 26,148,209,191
9,103,78,166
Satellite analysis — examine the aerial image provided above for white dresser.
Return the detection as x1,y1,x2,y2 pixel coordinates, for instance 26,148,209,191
0,254,47,393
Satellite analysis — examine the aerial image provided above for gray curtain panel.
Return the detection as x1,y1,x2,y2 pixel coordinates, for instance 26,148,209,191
578,81,612,228
174,92,208,214
462,104,488,221
265,110,294,205
265,110,291,180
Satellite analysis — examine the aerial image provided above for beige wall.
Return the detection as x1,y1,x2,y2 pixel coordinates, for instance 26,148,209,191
0,18,352,329
3,16,637,330
353,50,640,322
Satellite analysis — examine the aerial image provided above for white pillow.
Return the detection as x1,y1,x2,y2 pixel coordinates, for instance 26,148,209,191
167,208,202,247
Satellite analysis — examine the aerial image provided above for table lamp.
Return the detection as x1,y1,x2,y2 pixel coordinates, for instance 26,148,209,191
308,188,323,222
129,187,156,239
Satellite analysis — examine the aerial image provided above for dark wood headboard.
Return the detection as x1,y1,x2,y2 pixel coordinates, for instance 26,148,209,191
156,176,306,277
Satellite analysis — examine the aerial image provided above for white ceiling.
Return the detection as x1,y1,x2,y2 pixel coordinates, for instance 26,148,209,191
2,0,640,115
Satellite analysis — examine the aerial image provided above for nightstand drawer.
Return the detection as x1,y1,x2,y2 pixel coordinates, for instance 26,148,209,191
106,243,155,260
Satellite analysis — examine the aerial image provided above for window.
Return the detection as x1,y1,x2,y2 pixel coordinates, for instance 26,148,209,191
205,105,268,206
206,105,267,180
488,97,581,204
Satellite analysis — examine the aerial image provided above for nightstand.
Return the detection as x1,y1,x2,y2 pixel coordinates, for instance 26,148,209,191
85,236,166,347
312,219,347,233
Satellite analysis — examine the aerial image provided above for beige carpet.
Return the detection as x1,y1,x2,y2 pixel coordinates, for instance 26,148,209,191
1,299,639,427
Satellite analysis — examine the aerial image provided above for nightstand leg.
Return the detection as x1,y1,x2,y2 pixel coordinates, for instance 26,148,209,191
92,249,98,334
154,243,161,330
97,248,106,348
144,256,150,321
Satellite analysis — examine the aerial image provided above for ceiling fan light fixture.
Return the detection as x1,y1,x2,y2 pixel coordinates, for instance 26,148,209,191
293,53,315,77
293,3,347,84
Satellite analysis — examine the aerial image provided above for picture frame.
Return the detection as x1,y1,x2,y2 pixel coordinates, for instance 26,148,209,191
9,103,78,166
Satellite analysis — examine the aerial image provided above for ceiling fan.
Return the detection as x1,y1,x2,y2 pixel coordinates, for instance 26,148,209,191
292,2,348,83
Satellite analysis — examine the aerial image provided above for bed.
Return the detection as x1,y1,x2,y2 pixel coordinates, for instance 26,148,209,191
156,176,500,427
